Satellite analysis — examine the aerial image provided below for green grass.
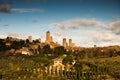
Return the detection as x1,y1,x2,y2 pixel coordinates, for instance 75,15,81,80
0,54,120,79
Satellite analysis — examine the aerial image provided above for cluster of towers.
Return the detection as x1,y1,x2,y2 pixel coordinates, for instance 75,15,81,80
28,31,75,48
28,31,53,44
45,31,75,48
63,38,74,48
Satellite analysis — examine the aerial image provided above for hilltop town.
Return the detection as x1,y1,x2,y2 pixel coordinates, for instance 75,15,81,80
0,31,120,56
0,31,77,56
0,31,120,80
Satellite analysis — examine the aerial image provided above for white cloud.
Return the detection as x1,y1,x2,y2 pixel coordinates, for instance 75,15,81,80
0,3,11,13
51,18,120,47
108,20,120,34
0,32,41,40
78,30,120,47
0,3,43,13
11,8,43,13
54,32,66,37
7,32,30,39
0,34,8,38
52,18,106,29
91,32,118,41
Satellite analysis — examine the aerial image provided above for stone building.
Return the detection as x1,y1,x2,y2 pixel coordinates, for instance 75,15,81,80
63,38,67,48
69,39,72,47
45,31,51,44
50,36,53,42
28,36,32,43
46,58,65,74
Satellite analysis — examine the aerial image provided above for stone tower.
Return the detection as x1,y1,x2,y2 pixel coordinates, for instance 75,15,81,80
69,39,72,47
50,36,53,42
28,36,32,43
45,31,51,44
94,45,97,49
63,38,67,48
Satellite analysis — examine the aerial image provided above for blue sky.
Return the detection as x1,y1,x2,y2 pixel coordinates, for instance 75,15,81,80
0,0,120,47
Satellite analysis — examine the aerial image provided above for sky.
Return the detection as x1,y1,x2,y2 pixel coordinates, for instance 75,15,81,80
0,0,120,47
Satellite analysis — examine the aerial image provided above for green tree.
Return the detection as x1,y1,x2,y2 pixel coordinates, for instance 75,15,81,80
33,57,50,66
10,41,22,50
38,45,41,55
62,55,73,65
0,39,7,51
54,46,66,56
20,40,25,47
43,45,51,55
26,39,29,43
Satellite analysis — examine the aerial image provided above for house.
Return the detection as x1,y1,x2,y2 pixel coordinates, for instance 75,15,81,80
21,51,30,56
52,58,65,71
21,47,33,56
46,58,65,74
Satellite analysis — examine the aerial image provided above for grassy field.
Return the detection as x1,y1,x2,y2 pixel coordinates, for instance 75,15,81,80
0,55,120,80
96,56,120,62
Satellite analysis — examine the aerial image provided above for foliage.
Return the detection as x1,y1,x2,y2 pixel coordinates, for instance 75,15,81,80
54,46,66,56
33,57,50,66
0,54,120,79
0,39,7,51
62,55,73,65
43,45,51,54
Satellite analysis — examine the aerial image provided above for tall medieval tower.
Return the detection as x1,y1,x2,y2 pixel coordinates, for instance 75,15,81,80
45,31,51,44
50,36,53,42
69,39,72,47
63,38,67,48
28,36,32,43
